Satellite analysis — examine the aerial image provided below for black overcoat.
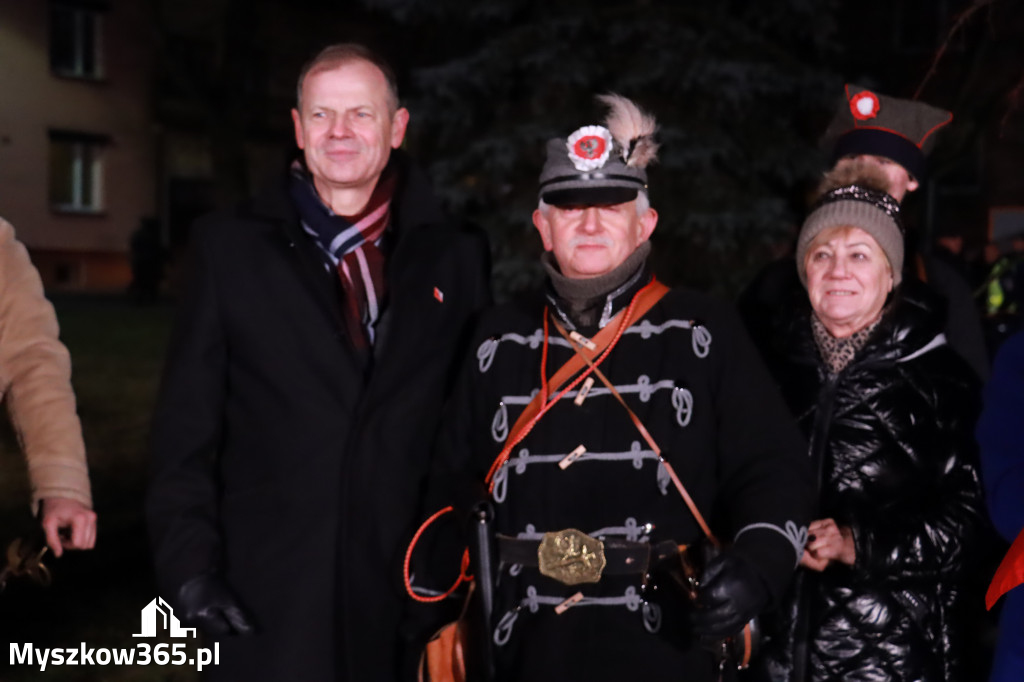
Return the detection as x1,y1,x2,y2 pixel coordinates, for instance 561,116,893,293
146,153,490,681
751,282,985,682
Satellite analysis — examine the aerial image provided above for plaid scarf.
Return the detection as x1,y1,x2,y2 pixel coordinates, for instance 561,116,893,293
288,160,396,348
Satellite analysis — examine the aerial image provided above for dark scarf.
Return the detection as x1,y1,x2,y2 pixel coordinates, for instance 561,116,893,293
288,160,397,348
542,241,652,329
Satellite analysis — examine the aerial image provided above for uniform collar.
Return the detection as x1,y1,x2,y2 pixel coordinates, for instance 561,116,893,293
544,242,653,331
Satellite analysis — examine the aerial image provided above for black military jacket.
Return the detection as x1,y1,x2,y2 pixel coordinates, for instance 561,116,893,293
427,270,813,682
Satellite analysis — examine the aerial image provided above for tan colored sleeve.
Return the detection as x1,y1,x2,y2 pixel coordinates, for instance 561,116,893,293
0,218,91,513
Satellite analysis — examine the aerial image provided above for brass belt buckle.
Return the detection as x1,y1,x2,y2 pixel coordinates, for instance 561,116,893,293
538,528,606,585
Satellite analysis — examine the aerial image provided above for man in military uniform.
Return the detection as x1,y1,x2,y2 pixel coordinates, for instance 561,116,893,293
417,95,812,682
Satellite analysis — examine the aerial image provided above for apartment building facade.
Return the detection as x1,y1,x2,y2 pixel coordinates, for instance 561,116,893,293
0,0,155,290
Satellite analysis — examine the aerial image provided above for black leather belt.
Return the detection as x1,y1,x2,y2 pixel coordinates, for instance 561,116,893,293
498,531,651,585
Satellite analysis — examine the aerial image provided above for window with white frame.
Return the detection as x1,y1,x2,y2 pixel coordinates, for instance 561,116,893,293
50,1,104,79
49,131,108,213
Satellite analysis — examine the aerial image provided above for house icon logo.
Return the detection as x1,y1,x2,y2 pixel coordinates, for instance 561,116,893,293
133,597,197,638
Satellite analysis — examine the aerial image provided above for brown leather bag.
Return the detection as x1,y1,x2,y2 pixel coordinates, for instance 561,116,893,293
419,582,473,682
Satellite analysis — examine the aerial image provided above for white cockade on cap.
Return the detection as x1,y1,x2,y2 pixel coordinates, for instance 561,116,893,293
850,90,880,121
566,125,614,172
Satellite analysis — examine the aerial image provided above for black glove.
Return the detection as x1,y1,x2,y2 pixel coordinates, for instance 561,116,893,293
176,574,257,637
688,551,769,638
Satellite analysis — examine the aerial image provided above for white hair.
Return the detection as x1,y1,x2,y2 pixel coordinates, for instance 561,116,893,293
538,191,650,216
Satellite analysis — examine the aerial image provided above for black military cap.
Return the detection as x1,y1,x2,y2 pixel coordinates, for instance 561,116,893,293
821,84,952,182
538,94,658,207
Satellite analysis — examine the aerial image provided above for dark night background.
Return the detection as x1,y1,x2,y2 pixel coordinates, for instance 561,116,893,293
1,0,1023,679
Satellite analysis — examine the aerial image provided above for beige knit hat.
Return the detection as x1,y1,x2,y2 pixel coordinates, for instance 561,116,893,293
796,184,904,287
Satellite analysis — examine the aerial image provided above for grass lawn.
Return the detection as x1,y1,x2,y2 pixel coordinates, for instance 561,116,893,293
0,294,200,681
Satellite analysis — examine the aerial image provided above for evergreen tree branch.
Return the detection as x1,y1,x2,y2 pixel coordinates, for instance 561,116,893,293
914,0,999,100
1001,71,1024,137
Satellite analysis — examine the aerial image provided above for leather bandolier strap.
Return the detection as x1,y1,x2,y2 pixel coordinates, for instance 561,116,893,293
485,278,670,490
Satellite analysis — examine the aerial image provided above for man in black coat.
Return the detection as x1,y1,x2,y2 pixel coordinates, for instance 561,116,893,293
146,43,490,681
415,95,812,682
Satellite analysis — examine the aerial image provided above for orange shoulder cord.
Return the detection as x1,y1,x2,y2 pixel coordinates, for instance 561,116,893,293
549,315,720,548
404,278,665,603
403,506,473,603
483,279,658,491
552,314,756,661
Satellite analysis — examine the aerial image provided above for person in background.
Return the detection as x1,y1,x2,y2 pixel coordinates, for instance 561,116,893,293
748,168,985,682
933,226,982,286
979,234,1024,354
740,84,989,381
0,216,96,557
977,329,1024,682
146,43,490,681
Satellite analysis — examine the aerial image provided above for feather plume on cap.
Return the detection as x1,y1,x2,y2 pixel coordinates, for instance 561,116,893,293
597,93,659,168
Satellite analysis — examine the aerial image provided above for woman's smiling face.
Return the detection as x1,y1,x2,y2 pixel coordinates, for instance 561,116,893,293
804,225,894,338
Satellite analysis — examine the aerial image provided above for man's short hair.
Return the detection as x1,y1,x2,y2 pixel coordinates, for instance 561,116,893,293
295,43,400,114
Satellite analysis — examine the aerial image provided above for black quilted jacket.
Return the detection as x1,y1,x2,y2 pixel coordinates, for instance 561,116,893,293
751,281,985,682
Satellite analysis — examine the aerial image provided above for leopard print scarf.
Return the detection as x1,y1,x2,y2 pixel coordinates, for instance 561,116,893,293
810,314,881,375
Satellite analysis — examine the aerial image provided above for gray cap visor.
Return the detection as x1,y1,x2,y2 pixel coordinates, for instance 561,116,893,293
539,169,645,206
542,185,639,206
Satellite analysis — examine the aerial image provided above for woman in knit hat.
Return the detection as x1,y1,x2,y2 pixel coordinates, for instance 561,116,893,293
748,170,985,682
